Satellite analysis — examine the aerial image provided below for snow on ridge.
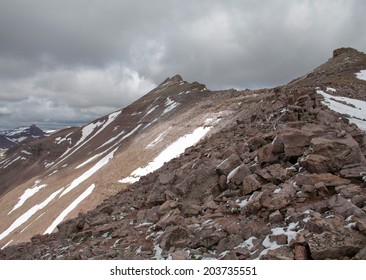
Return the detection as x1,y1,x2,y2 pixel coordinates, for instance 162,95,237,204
317,89,366,131
8,180,48,215
0,188,64,242
356,70,366,81
97,130,125,150
44,184,95,234
119,123,212,184
75,153,102,169
162,97,179,115
60,147,118,197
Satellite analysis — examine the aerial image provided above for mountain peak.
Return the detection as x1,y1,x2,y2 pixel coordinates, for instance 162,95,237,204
160,74,184,85
333,47,363,58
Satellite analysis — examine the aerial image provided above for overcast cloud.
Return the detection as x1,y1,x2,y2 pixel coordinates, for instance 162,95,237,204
0,0,365,130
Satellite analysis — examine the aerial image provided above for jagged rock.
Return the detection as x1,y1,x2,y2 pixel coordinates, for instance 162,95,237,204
182,202,202,217
160,226,191,250
354,247,366,260
335,184,362,199
255,164,288,184
327,195,365,218
216,154,242,176
356,218,366,235
241,191,263,215
194,228,227,248
247,135,267,151
260,246,294,260
171,250,189,260
146,184,169,206
226,164,251,188
295,173,350,187
156,208,184,230
159,172,176,185
257,144,279,165
267,183,296,211
352,195,366,208
218,175,227,191
269,210,283,223
242,174,262,195
158,200,179,216
294,245,308,260
340,164,366,180
308,230,366,259
274,128,313,159
269,234,288,245
301,135,365,173
216,234,243,254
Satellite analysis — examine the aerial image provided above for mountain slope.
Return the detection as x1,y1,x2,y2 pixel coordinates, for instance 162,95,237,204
1,48,366,260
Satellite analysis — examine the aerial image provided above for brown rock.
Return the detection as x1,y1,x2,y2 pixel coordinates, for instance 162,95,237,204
171,250,189,260
216,154,242,176
356,218,366,235
260,246,294,260
294,245,308,260
295,173,350,187
335,184,362,199
157,208,183,230
308,230,366,259
227,164,251,187
218,175,227,191
255,164,288,184
268,183,296,211
160,226,191,250
159,172,176,185
354,247,366,260
327,195,365,218
158,200,179,216
257,144,279,165
269,234,288,245
242,174,262,195
269,210,283,223
247,135,267,151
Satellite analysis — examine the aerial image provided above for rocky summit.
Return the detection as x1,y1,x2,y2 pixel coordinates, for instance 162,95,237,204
1,48,366,260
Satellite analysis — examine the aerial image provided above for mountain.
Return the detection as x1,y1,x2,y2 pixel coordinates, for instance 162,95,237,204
1,48,366,260
0,124,45,150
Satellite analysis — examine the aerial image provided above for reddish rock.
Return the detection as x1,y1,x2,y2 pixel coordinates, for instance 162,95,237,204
247,135,267,151
216,154,242,176
257,144,279,165
294,245,308,260
268,183,296,211
269,210,283,223
242,174,262,195
356,218,366,235
327,195,365,218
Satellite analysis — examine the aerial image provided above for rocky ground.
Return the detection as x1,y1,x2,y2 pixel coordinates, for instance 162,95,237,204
1,48,366,260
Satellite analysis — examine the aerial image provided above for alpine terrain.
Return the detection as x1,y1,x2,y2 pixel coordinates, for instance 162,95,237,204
1,47,366,260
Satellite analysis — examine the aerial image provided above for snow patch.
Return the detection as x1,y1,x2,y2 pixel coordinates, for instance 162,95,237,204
235,236,257,250
0,188,64,241
44,184,95,234
120,125,212,184
356,70,366,81
75,153,102,169
8,181,48,214
162,97,179,115
61,147,118,197
317,89,366,131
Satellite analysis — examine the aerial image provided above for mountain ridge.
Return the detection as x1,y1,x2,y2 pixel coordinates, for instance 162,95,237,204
1,47,366,259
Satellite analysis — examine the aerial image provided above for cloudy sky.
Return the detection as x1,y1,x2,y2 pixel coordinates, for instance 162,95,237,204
0,0,365,130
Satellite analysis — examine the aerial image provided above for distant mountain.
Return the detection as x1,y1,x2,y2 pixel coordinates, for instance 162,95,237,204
0,125,45,149
1,48,366,260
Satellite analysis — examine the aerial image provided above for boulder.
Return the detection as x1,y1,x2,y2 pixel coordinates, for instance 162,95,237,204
159,172,176,185
269,210,283,223
160,226,191,250
216,154,242,176
157,208,184,230
255,164,288,184
226,164,251,187
335,184,362,199
327,195,365,218
247,135,267,151
260,246,294,260
257,144,279,165
308,230,366,259
267,183,296,211
242,174,262,195
295,173,350,187
294,245,308,260
356,218,366,235
301,135,365,173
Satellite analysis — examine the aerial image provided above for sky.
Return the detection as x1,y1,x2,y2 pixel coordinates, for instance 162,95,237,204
0,0,365,130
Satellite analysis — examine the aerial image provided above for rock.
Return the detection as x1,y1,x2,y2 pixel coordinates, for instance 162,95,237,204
233,247,250,259
182,202,202,217
98,204,114,215
257,144,279,165
226,164,251,188
159,172,176,185
242,174,262,195
269,234,288,245
195,229,227,248
269,210,283,223
158,200,179,216
146,184,169,206
327,195,365,218
218,175,227,191
157,208,184,230
216,154,242,176
247,135,267,151
294,245,308,260
216,234,243,254
171,250,189,260
241,191,263,215
354,247,366,260
352,195,366,208
301,135,365,173
335,184,362,199
340,164,366,180
308,230,366,259
295,173,350,187
356,218,366,235
268,183,296,211
145,206,160,223
275,128,314,159
260,246,294,260
255,164,288,184
160,226,191,250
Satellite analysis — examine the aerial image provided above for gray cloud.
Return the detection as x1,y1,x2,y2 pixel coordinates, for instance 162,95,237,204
0,0,365,130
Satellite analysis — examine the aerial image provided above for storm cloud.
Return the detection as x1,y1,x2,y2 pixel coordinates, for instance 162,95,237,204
0,0,365,129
